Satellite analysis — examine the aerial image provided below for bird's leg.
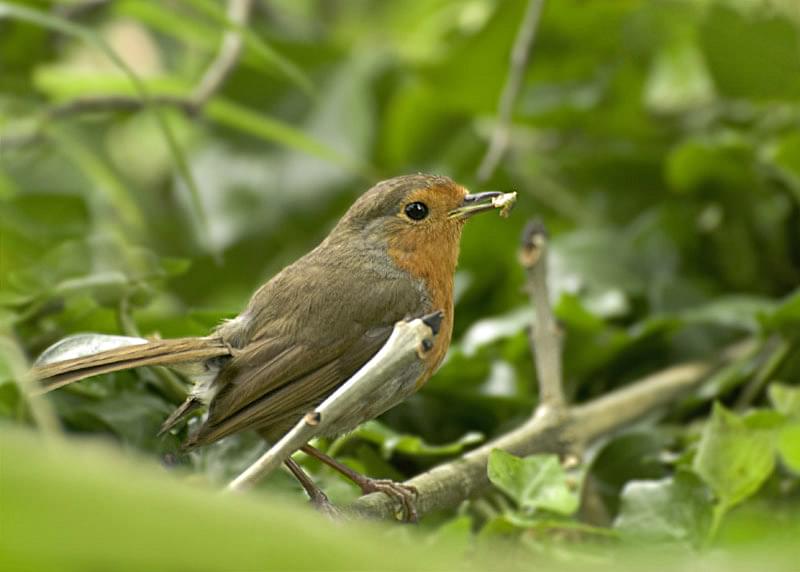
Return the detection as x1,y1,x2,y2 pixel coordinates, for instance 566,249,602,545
301,445,418,523
283,458,340,519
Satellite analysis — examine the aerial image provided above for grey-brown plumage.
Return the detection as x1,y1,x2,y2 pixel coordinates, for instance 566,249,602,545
31,174,479,450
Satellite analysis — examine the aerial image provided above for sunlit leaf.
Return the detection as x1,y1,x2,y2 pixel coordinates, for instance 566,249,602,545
769,383,800,418
614,470,712,546
693,404,778,509
488,450,580,515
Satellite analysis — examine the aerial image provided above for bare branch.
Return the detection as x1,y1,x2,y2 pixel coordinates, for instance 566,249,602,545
227,313,442,492
476,0,545,183
191,0,253,108
349,341,754,520
519,220,565,414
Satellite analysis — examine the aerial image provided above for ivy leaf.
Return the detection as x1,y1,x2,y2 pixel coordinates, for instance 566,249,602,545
760,290,800,334
487,450,579,516
614,470,712,546
769,383,800,418
693,403,777,509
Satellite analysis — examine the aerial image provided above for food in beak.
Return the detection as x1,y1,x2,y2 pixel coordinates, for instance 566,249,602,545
448,191,517,219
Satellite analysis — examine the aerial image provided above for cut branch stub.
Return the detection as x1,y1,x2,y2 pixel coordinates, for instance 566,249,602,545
519,220,549,269
519,219,566,414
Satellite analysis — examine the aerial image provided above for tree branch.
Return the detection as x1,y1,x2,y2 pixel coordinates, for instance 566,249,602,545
476,0,545,183
191,0,253,108
227,313,443,492
519,220,565,413
349,342,753,520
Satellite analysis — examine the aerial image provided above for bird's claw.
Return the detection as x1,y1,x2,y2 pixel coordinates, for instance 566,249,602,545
359,478,419,523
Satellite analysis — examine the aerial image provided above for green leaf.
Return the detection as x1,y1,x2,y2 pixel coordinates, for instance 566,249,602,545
644,34,715,114
760,290,800,333
0,428,460,571
701,4,800,100
487,450,580,515
778,422,800,474
693,403,777,509
54,390,174,450
589,430,670,514
666,133,754,194
614,470,712,546
769,383,800,418
766,131,800,202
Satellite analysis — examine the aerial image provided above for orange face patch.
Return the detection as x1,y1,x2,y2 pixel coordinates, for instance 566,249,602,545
385,181,469,382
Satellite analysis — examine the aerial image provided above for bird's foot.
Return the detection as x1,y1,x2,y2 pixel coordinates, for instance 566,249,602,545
298,446,419,522
358,478,419,523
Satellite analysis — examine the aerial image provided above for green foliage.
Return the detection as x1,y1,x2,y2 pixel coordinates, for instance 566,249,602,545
2,0,800,567
0,428,461,571
488,450,580,516
615,471,712,547
693,404,778,510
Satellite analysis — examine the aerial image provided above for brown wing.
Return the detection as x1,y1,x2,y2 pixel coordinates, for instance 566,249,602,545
184,326,391,447
185,248,426,448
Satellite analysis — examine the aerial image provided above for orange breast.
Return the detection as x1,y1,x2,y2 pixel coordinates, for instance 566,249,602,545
387,221,462,388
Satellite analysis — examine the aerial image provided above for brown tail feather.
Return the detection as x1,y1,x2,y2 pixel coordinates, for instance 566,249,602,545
158,397,203,436
31,336,231,394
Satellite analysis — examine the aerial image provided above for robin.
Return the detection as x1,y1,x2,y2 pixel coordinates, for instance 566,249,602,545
32,174,513,520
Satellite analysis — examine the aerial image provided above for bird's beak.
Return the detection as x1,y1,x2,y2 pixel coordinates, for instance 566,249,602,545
448,191,505,220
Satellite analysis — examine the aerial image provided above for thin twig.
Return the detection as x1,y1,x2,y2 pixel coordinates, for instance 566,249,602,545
227,313,442,492
349,341,754,520
2,0,253,149
191,0,253,108
519,220,565,413
476,0,545,183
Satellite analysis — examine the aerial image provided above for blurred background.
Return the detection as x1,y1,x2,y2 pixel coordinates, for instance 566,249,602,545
1,0,800,567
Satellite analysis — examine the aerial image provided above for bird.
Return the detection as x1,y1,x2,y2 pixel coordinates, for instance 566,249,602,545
31,174,511,521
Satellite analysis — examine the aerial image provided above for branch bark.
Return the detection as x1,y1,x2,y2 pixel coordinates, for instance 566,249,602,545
519,220,565,413
476,0,545,183
191,0,253,108
349,343,752,520
227,313,442,492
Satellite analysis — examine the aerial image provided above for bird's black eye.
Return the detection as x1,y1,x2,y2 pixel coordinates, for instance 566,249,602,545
404,201,429,221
